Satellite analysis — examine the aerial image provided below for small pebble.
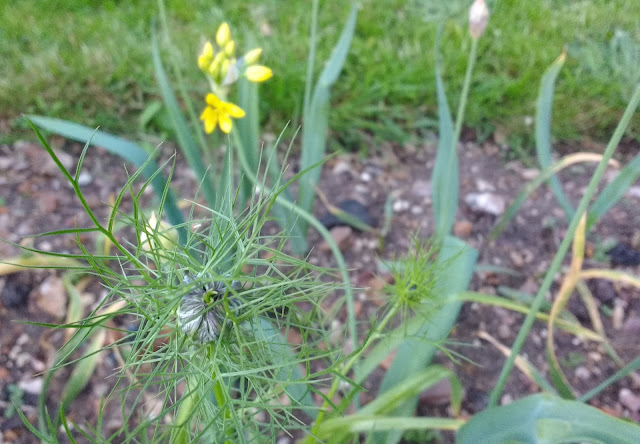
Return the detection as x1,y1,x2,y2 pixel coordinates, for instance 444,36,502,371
464,192,506,216
18,377,44,395
392,200,410,213
77,171,93,186
574,366,590,381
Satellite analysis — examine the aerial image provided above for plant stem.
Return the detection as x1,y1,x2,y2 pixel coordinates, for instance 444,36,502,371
452,37,478,152
488,84,640,406
308,304,400,440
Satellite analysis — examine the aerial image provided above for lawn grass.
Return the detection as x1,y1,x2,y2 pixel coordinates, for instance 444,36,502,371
1,0,639,153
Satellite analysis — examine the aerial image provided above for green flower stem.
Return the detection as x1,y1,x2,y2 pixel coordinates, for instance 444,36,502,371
441,37,478,236
488,83,640,407
453,37,478,151
230,130,358,364
308,303,401,441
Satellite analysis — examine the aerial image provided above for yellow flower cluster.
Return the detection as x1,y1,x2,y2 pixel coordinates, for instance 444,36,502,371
198,22,273,134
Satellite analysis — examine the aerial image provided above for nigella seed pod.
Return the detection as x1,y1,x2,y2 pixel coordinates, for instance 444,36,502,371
177,274,243,344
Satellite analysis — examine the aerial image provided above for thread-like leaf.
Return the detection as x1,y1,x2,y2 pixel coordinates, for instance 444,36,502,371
26,115,185,242
375,236,477,444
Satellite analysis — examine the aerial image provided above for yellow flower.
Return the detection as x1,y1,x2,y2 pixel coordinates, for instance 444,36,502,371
198,41,214,71
244,48,262,65
245,65,273,83
200,93,245,134
216,22,231,47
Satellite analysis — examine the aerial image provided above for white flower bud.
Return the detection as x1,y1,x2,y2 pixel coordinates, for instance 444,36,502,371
469,0,490,39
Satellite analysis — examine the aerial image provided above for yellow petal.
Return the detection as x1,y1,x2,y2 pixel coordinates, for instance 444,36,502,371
245,65,273,83
244,48,262,65
226,102,245,118
216,22,231,47
219,114,232,134
205,93,221,107
204,111,218,134
200,107,212,121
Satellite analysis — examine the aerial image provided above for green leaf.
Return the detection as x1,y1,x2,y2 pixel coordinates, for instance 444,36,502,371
25,115,185,243
457,393,640,443
536,52,574,221
431,28,457,239
151,24,217,209
374,236,477,444
317,416,463,443
587,152,640,231
298,3,358,224
236,72,260,205
59,330,106,417
360,366,461,417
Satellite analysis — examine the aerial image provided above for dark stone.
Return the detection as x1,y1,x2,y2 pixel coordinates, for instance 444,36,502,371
318,199,373,231
607,243,640,266
465,387,489,413
1,278,30,309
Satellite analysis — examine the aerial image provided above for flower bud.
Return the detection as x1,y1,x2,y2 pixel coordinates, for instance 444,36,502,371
208,52,224,77
139,212,178,253
469,0,489,39
244,48,262,65
216,22,231,47
245,65,273,83
197,41,214,71
224,40,235,57
221,58,231,79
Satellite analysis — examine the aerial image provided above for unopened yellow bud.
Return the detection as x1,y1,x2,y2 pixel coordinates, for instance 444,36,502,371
140,212,178,252
224,40,235,57
197,41,214,71
208,52,224,77
244,48,262,65
469,0,489,39
245,65,273,83
221,58,230,79
216,22,231,47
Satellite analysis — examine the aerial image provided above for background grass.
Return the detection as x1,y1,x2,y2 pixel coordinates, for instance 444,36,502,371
1,0,639,153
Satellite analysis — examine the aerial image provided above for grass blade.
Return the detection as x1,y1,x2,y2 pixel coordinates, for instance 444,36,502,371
536,51,574,220
588,152,640,231
431,28,456,239
489,83,640,407
298,4,358,222
150,23,217,208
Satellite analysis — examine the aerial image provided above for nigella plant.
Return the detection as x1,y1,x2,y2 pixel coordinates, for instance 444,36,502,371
177,273,244,344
